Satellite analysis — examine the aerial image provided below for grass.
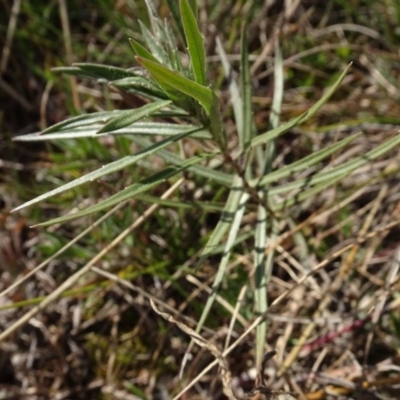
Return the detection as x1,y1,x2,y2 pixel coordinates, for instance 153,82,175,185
1,1,400,399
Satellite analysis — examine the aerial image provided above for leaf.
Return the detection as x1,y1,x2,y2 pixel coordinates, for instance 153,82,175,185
208,94,226,149
195,176,249,335
269,44,284,131
138,20,170,65
163,19,185,73
111,76,168,99
37,108,185,136
135,193,224,212
51,66,99,79
137,56,214,115
97,100,172,133
129,38,159,63
12,128,199,213
254,201,268,368
72,63,138,81
135,57,193,107
33,154,209,227
254,46,285,367
216,37,242,140
198,175,244,262
250,63,352,148
274,170,350,212
268,133,400,199
132,135,233,186
136,57,225,148
187,0,198,18
40,110,128,134
144,0,158,28
252,134,359,188
164,0,186,42
180,0,206,86
13,123,212,141
240,25,253,149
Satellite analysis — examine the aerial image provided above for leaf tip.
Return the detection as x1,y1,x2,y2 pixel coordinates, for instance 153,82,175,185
10,205,22,213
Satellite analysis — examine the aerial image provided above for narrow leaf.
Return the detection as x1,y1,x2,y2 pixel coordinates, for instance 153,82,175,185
51,66,99,79
132,135,233,186
137,56,214,115
250,63,352,148
180,0,206,85
196,180,249,334
216,37,242,139
272,170,350,212
240,25,252,149
198,175,244,262
138,20,170,65
111,76,168,99
129,38,159,63
135,57,192,106
164,0,186,42
12,128,199,213
98,100,171,133
268,44,284,131
196,191,249,329
135,194,224,212
254,46,284,368
39,111,128,134
163,19,185,73
13,123,212,141
268,133,400,199
254,201,268,368
144,0,158,30
208,94,226,149
34,155,208,227
252,134,359,188
187,0,198,18
72,63,138,81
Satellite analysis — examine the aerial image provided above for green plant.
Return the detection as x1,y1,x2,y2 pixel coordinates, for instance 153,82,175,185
8,0,400,389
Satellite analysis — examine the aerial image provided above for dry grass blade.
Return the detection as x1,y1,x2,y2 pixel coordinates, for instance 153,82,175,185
151,299,299,400
1,0,21,75
243,351,299,400
57,0,80,109
150,298,236,399
364,244,400,363
0,201,127,299
171,218,400,399
0,178,184,343
278,184,390,376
